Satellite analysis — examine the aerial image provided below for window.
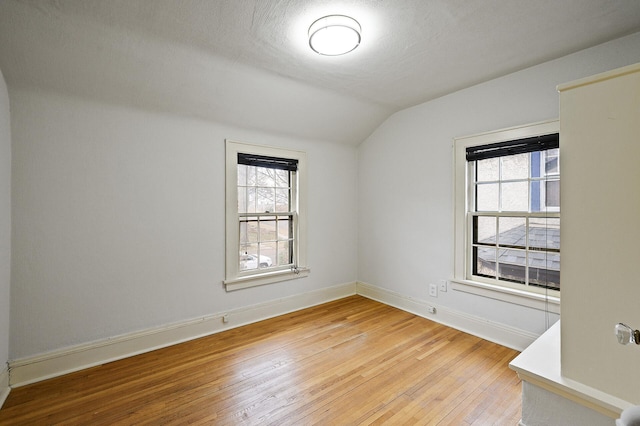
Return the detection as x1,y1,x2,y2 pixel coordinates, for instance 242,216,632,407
454,120,560,305
225,140,308,291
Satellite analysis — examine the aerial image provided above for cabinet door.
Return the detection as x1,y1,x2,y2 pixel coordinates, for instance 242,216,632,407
559,63,640,402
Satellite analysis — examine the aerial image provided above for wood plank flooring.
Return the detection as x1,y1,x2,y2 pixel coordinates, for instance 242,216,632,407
0,295,522,425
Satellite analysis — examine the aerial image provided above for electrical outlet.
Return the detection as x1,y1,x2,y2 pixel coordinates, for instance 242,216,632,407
439,279,448,292
429,284,437,297
427,306,436,314
222,314,229,324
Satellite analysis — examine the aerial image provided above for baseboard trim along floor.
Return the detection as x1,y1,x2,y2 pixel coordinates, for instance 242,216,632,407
8,280,542,388
8,282,357,387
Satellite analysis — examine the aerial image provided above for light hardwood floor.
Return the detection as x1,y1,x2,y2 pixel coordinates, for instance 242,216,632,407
0,295,522,425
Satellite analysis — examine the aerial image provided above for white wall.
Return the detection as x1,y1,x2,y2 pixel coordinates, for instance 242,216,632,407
358,32,640,341
0,68,10,375
9,88,358,360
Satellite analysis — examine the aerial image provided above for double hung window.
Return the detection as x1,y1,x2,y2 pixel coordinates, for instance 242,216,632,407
225,141,308,291
454,121,560,301
237,153,296,273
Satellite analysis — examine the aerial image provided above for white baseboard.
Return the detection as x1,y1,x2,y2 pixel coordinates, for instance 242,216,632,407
8,280,537,388
9,282,357,387
356,281,539,351
0,366,9,409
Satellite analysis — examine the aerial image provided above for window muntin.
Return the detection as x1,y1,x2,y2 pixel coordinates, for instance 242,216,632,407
469,145,560,292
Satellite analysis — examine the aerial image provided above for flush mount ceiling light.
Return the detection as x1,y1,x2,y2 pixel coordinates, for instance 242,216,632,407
308,15,361,56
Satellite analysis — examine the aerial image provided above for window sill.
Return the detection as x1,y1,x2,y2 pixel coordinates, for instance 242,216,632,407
224,267,310,291
450,279,560,314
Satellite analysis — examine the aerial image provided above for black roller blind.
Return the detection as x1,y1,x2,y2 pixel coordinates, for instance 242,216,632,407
466,133,559,162
238,153,298,171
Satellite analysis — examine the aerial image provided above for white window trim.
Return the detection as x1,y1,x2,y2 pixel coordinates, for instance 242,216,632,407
224,140,309,291
453,119,560,310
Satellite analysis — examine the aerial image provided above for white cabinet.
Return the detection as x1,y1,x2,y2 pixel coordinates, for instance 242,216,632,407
559,63,640,403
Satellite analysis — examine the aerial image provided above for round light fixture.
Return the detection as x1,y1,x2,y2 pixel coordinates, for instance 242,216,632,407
308,15,361,56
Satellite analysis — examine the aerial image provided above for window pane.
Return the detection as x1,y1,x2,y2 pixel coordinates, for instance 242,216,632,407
239,244,259,271
497,248,526,284
259,217,276,242
501,181,528,211
275,169,289,187
474,216,496,244
477,158,499,182
256,167,275,187
501,153,529,180
528,252,560,290
476,183,499,211
246,166,257,185
530,152,541,179
277,240,292,266
275,188,290,212
546,179,560,208
238,164,247,186
498,217,526,248
246,187,257,213
277,217,291,240
242,217,258,243
257,187,275,213
259,242,276,268
474,246,496,278
544,149,559,175
528,218,560,250
239,221,248,245
530,181,542,212
238,187,247,213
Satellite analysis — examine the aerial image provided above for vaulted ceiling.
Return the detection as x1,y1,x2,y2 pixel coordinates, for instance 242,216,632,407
1,0,640,145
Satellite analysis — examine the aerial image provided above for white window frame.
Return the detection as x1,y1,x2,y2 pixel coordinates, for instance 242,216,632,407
224,140,309,291
452,120,560,312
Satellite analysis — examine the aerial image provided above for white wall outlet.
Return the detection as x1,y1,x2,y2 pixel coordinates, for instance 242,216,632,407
429,284,437,297
427,306,436,314
439,279,448,292
222,314,229,324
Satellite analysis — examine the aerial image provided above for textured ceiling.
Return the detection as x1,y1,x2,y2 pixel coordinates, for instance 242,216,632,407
1,0,640,145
